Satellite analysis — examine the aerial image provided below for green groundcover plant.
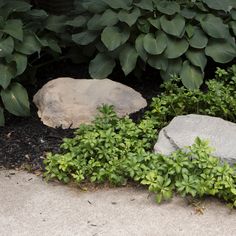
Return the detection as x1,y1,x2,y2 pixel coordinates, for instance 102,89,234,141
44,65,236,207
44,105,236,208
146,65,236,129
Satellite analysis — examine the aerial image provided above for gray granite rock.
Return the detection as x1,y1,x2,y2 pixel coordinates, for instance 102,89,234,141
33,77,147,129
154,114,236,165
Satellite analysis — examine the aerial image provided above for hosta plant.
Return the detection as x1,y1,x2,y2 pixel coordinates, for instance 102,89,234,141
0,0,72,125
71,0,236,88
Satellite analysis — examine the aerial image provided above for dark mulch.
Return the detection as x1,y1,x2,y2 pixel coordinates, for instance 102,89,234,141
0,61,162,170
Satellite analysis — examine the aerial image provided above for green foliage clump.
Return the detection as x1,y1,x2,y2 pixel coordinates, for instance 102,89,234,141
70,0,236,88
0,0,65,125
147,65,236,130
44,105,236,208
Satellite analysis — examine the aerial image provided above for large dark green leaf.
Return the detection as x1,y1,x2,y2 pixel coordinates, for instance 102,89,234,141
12,53,28,76
137,19,150,33
15,32,41,55
180,61,203,89
101,26,130,51
0,37,14,57
180,8,196,19
134,0,153,11
135,34,148,62
202,0,233,12
205,39,236,63
160,14,185,38
0,63,16,89
118,8,141,27
160,58,182,80
87,14,104,30
45,15,67,33
82,0,107,13
185,49,207,72
1,82,30,116
148,55,168,71
148,17,160,29
5,0,31,12
164,36,189,59
200,14,230,39
0,106,4,126
155,1,180,15
72,31,98,45
143,32,167,55
102,0,132,10
2,19,23,41
100,9,118,26
188,27,208,49
89,53,116,79
65,16,87,27
119,45,138,75
230,21,236,36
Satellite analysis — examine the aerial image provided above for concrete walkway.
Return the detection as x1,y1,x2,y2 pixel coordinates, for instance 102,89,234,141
1,170,236,236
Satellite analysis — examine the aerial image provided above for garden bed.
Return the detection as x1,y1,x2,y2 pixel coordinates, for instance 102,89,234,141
0,61,161,170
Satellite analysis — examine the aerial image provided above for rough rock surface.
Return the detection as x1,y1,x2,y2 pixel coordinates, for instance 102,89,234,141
33,78,147,129
154,114,236,165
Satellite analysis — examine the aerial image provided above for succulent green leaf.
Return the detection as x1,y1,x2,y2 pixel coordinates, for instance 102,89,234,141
65,16,87,27
101,26,130,51
15,32,41,55
164,36,189,59
102,0,132,10
45,15,67,33
180,61,203,89
0,37,14,57
0,63,16,89
0,106,4,126
135,34,148,62
160,14,185,38
188,27,208,49
12,53,27,76
89,53,116,79
148,55,168,71
2,19,23,41
155,1,180,15
1,82,30,116
205,39,236,63
200,14,230,39
143,32,167,55
72,31,98,46
160,58,182,80
118,8,141,27
185,49,207,72
134,0,153,11
119,45,138,75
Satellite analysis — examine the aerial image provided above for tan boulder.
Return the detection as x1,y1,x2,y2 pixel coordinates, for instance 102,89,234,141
33,78,147,128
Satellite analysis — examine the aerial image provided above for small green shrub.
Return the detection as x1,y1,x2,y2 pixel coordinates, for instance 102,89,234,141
70,0,236,88
146,64,236,130
44,106,236,208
